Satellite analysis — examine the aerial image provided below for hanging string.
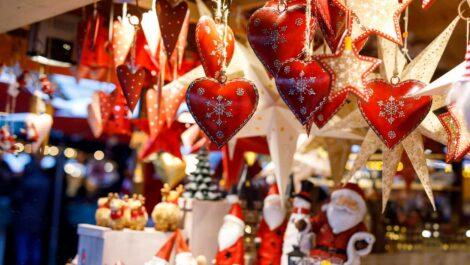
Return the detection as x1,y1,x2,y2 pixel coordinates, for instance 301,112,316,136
391,45,400,84
213,0,223,23
401,7,412,61
219,0,231,83
304,0,313,60
278,0,287,12
122,2,128,19
151,0,156,12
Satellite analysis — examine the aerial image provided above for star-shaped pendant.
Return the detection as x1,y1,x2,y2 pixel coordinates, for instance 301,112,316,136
318,36,381,101
437,104,470,162
333,0,412,46
422,0,436,10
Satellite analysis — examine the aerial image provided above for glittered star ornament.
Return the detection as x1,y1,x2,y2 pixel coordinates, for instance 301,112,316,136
334,0,412,46
318,36,381,101
437,104,470,162
344,17,458,211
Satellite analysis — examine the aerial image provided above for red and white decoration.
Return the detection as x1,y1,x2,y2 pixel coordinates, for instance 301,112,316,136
215,195,245,265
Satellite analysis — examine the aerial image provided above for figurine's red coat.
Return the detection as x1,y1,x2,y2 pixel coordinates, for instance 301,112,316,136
255,219,287,265
215,238,244,265
309,212,367,261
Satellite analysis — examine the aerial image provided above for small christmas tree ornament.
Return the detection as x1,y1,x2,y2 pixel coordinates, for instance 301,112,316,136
183,147,222,200
187,3,259,148
247,0,311,77
275,0,331,128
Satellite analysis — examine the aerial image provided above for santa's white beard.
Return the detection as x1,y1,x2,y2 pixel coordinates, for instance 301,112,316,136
327,204,363,234
176,253,196,265
263,202,286,230
218,220,244,250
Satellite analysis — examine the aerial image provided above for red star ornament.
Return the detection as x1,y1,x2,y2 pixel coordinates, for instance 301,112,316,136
318,36,381,101
186,78,259,148
139,121,185,160
333,0,412,46
102,90,132,136
438,104,470,162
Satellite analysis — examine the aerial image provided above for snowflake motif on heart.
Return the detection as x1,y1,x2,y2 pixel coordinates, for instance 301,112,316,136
378,96,405,124
262,23,287,51
205,95,233,127
210,39,224,67
288,70,316,104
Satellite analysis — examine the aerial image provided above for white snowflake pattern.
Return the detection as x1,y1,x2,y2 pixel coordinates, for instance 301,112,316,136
288,70,316,104
236,88,245,96
210,39,225,67
295,18,304,26
378,96,405,124
262,23,287,51
388,131,396,139
205,95,233,127
197,87,205,96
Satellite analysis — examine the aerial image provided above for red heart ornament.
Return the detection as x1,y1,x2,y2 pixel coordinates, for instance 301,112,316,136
311,92,348,129
157,0,189,57
196,16,235,80
186,78,259,148
275,59,331,126
247,4,312,77
315,1,347,53
358,80,432,149
117,65,146,111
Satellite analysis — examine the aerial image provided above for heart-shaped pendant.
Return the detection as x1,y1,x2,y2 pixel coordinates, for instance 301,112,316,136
275,59,331,126
157,0,189,57
196,16,235,80
186,78,259,148
117,65,146,111
247,4,312,77
358,79,432,149
311,90,348,129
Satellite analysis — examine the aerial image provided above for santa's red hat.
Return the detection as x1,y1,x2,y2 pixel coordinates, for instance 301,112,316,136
152,232,177,265
175,229,193,263
265,175,280,203
331,182,366,215
224,195,245,227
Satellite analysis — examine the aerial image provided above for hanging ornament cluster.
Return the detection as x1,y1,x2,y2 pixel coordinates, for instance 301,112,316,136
187,0,259,148
0,125,18,154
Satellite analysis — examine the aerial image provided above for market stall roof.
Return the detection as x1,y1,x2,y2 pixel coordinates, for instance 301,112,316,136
0,0,96,33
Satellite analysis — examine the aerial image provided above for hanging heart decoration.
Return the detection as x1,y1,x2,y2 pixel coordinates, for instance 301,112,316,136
247,4,311,77
186,78,259,148
141,9,161,57
196,16,235,80
157,0,189,57
112,18,135,67
311,92,348,129
358,79,432,149
275,59,331,126
117,65,146,111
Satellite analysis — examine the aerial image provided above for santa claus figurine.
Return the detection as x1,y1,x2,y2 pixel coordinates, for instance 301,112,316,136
215,195,245,265
144,232,177,265
281,180,314,265
174,229,207,265
255,176,287,265
306,183,375,265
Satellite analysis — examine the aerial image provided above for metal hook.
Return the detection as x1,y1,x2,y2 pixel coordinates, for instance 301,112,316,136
458,0,470,21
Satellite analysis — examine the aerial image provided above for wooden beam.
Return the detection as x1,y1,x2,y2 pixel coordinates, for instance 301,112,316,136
0,0,97,33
